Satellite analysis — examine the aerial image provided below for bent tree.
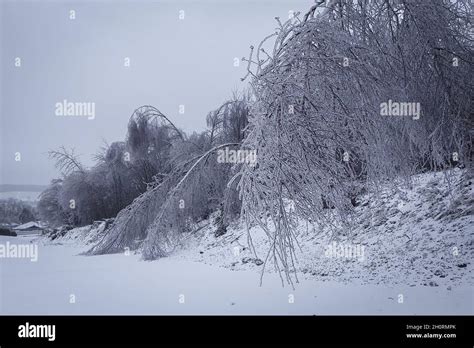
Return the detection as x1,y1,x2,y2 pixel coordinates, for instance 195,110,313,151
237,0,473,284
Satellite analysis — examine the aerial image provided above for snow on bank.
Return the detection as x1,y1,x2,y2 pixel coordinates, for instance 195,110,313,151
176,169,474,288
1,169,472,314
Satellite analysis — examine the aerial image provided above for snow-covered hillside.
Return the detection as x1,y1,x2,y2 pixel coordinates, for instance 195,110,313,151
174,169,473,287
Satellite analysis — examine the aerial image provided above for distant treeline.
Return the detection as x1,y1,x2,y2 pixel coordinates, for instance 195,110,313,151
0,198,37,225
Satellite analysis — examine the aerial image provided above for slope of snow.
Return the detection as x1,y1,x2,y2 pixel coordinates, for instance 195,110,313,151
174,169,474,288
43,220,110,247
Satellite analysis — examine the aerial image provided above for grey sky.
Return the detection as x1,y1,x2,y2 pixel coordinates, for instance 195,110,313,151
1,0,314,185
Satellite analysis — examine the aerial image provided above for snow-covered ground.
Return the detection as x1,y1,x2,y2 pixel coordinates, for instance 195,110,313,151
0,235,471,315
0,169,472,314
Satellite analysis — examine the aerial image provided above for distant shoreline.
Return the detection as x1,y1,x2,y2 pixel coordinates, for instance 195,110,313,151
0,184,47,193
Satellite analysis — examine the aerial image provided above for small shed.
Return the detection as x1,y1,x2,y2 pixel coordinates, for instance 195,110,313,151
13,221,45,235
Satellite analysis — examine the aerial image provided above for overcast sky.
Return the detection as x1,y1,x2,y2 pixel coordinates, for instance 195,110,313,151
1,0,314,185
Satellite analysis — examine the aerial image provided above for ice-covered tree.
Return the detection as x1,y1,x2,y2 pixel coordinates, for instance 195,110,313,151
237,0,473,283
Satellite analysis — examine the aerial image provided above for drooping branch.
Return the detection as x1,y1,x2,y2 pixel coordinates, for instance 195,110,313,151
129,105,186,142
48,146,85,176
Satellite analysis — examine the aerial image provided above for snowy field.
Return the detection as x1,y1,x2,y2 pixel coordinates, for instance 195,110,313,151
0,234,472,315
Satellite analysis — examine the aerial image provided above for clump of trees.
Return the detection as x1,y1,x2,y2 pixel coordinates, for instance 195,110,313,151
38,106,186,227
88,95,250,256
39,95,250,257
0,198,37,224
